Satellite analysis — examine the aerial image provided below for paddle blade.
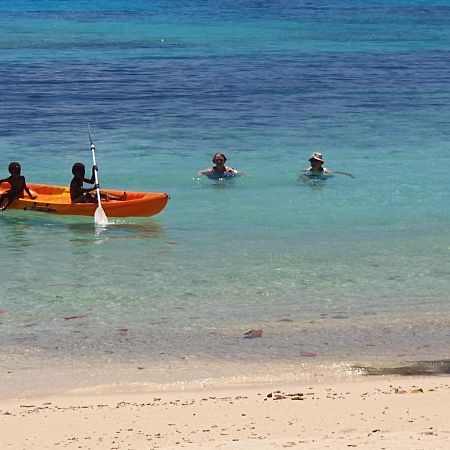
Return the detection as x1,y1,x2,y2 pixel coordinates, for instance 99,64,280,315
94,205,109,226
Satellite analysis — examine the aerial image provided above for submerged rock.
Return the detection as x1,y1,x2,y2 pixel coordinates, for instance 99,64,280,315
243,329,263,338
354,359,450,376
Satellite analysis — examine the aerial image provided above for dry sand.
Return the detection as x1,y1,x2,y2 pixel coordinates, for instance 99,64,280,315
1,375,450,449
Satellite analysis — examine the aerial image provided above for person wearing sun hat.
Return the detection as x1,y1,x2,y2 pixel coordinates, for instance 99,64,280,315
300,152,356,181
303,152,333,176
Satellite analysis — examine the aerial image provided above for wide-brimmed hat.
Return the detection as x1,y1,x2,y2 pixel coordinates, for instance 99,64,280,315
309,152,324,163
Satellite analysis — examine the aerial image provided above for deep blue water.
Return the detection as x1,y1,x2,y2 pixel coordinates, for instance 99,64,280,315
1,1,450,387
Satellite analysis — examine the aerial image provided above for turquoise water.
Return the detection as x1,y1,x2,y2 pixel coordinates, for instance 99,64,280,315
1,1,450,387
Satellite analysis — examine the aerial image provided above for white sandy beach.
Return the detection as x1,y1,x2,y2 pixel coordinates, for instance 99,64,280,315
1,375,450,449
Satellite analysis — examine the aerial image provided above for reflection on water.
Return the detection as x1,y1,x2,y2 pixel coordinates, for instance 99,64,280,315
194,176,239,190
0,211,165,250
298,174,329,190
104,220,165,239
0,213,66,253
0,214,33,253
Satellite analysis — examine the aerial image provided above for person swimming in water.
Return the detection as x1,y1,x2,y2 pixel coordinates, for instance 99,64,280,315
0,162,37,211
197,152,240,178
299,152,333,183
303,152,333,176
70,162,126,203
300,152,355,181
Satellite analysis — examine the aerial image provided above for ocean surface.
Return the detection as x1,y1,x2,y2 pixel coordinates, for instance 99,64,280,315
2,0,450,394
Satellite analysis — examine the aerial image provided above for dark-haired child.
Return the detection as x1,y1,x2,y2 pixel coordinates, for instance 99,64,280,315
0,162,37,211
70,162,126,203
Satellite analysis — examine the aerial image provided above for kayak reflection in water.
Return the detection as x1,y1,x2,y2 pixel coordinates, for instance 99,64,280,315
197,152,240,179
70,162,127,203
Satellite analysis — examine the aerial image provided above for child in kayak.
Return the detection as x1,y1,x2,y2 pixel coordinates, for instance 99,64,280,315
198,152,240,178
70,162,126,203
0,162,37,211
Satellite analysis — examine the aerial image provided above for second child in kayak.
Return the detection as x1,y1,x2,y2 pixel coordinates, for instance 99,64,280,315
70,162,127,203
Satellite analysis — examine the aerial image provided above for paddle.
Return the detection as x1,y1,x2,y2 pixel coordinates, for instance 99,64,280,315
334,171,356,178
88,124,109,226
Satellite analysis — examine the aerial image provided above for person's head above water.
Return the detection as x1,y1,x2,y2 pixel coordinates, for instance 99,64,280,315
308,152,324,164
212,152,227,164
8,161,21,175
72,162,86,176
198,152,239,177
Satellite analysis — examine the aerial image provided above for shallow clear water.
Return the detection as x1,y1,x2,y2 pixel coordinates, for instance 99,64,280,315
1,1,450,387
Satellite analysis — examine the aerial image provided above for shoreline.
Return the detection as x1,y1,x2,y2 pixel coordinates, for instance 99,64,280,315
2,374,450,449
0,357,363,401
3,353,450,401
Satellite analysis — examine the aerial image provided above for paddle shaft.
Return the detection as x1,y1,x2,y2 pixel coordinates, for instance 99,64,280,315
334,171,356,178
90,144,102,206
88,124,109,225
88,124,103,207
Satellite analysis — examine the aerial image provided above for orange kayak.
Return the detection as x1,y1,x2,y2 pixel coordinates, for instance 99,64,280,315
0,183,169,218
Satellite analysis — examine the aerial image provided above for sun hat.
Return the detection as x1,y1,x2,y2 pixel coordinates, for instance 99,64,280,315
309,152,324,163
